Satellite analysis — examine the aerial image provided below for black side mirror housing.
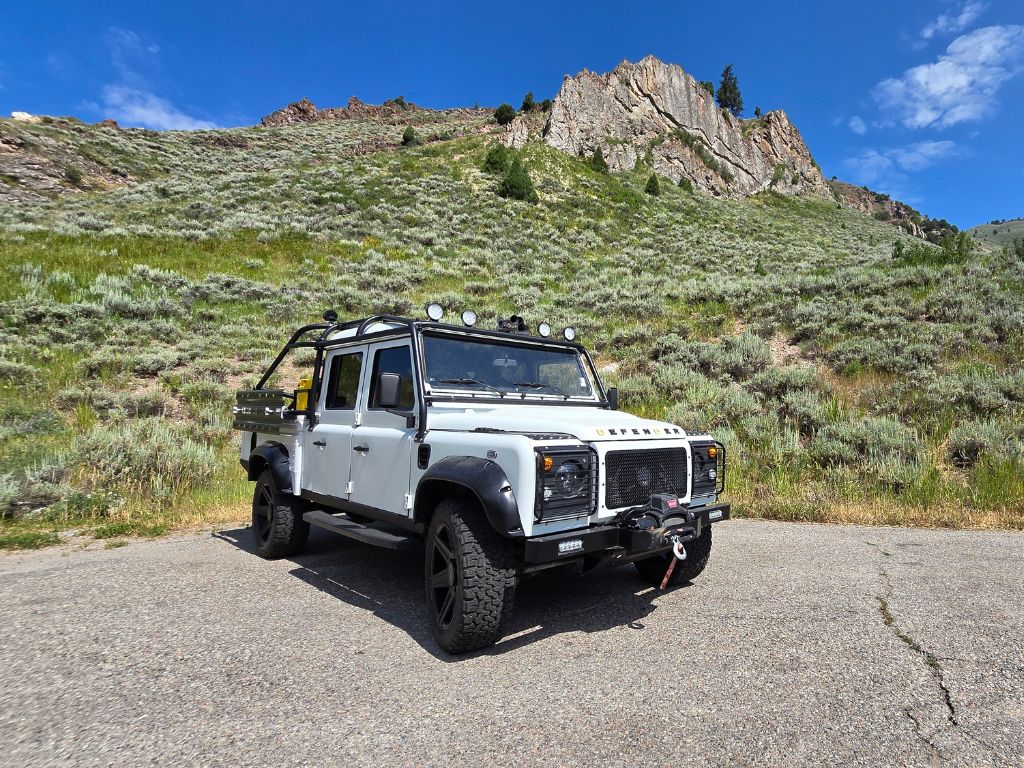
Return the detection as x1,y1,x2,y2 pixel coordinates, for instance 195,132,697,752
377,372,402,409
607,386,619,410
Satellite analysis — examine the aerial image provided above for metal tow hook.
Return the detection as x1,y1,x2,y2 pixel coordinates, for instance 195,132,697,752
659,535,687,590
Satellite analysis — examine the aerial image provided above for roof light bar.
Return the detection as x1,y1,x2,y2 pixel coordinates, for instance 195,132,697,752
426,303,444,321
563,327,577,341
537,322,551,338
461,309,478,327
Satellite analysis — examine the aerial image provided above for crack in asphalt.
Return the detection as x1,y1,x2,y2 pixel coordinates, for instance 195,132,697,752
870,544,1003,761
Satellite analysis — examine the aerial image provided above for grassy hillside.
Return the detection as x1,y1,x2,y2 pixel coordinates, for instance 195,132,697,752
1,114,1023,549
969,218,1024,248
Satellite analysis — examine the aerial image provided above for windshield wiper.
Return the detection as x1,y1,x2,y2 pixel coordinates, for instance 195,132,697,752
514,381,571,400
439,378,506,398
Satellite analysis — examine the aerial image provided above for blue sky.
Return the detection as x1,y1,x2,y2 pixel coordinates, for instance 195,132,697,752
1,1,1022,227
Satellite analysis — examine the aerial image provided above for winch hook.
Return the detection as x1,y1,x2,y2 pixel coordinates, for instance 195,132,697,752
659,534,687,590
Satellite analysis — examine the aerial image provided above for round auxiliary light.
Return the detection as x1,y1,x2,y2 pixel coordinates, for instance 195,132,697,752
563,326,577,342
426,303,444,321
537,321,551,338
461,309,478,327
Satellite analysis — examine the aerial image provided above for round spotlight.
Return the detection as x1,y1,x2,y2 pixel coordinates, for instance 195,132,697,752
461,309,478,327
426,303,444,321
563,327,577,341
537,322,551,338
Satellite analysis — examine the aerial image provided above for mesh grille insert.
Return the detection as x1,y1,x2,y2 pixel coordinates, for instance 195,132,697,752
604,448,687,509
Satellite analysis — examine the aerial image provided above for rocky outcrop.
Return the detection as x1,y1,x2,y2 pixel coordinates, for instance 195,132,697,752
829,180,958,243
543,56,828,198
260,96,418,126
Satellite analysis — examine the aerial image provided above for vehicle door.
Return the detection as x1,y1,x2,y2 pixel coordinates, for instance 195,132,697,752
304,347,365,501
348,341,417,516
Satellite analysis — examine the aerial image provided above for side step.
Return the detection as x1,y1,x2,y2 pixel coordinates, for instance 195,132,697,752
303,510,419,551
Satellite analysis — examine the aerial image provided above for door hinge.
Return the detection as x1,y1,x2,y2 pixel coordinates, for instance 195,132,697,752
354,412,362,426
404,494,413,510
346,481,354,495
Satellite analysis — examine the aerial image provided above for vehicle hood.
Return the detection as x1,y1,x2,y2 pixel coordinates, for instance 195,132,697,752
427,403,686,442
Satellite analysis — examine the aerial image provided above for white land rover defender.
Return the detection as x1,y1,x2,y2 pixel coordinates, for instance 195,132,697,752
234,307,729,653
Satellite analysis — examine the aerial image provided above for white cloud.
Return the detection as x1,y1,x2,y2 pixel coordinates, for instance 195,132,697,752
875,25,1024,128
95,27,218,130
848,116,867,135
101,85,218,130
844,141,959,188
921,1,988,40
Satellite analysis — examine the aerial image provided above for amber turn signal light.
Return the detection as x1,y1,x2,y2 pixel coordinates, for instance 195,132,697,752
542,455,554,472
707,446,718,458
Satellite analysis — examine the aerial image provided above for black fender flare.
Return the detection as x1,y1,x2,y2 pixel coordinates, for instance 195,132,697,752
414,456,522,537
247,441,293,493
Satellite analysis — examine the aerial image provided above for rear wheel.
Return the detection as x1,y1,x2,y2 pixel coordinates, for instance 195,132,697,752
425,498,517,654
634,527,713,587
252,468,309,558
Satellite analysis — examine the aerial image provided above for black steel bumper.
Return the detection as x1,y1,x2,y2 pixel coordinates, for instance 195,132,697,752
523,503,731,564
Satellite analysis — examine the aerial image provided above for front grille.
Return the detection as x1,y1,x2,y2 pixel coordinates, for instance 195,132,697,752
605,448,687,509
536,448,598,521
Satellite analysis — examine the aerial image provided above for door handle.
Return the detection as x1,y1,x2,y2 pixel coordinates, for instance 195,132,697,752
313,440,327,447
353,445,369,453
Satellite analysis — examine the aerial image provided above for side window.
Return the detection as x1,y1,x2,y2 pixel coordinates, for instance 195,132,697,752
325,352,363,410
370,346,415,410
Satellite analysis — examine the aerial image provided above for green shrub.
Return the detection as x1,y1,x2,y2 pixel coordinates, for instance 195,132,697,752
497,157,539,203
589,147,609,174
482,143,511,175
677,176,693,192
64,164,83,186
75,419,218,499
494,104,517,126
401,126,421,147
645,174,661,196
520,92,535,112
948,420,1007,468
0,358,38,383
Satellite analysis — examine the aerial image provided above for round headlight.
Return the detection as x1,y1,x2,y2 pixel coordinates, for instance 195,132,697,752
426,303,444,321
461,309,477,327
555,460,588,498
538,322,551,338
563,327,577,342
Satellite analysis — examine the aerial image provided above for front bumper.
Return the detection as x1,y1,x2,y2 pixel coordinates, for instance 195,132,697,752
523,503,731,564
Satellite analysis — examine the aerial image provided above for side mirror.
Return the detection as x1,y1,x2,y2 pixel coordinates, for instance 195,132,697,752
377,372,402,409
607,386,619,410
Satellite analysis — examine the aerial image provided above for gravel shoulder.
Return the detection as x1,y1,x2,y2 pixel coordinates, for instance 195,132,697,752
1,520,1021,767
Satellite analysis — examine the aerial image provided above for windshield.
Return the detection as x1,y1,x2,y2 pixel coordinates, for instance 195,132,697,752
423,334,598,400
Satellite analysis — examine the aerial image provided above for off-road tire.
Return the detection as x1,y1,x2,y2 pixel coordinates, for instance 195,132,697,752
634,527,713,587
425,498,517,654
252,468,309,558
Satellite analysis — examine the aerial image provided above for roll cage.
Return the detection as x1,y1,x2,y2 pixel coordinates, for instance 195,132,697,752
254,314,612,442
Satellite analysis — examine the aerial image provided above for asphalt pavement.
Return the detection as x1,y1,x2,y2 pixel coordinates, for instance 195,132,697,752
1,519,1021,767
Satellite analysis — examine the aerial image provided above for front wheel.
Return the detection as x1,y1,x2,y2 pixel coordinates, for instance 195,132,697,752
634,527,713,587
252,468,309,558
425,498,517,654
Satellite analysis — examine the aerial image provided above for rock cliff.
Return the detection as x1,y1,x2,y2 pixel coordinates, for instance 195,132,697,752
542,56,828,198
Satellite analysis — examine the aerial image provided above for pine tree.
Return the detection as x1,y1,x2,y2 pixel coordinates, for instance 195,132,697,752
494,104,517,126
482,143,511,175
498,156,539,203
589,146,609,173
716,65,744,117
520,92,535,112
754,106,762,118
677,176,693,193
645,174,661,196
